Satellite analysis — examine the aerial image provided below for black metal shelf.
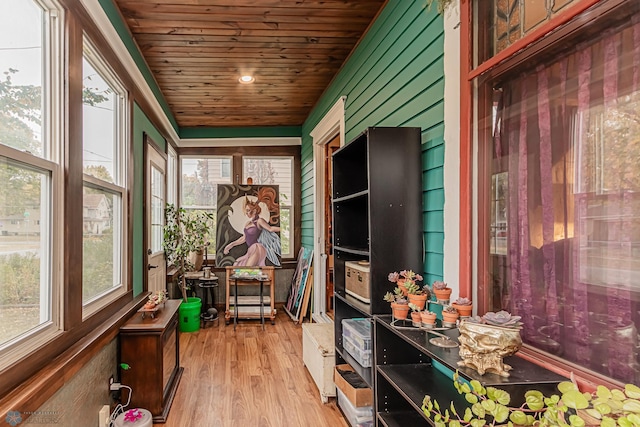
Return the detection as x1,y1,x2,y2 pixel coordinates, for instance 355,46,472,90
378,410,426,427
335,292,371,317
334,245,370,256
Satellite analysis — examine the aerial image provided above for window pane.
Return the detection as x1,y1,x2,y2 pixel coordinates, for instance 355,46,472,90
0,0,45,157
83,186,121,303
82,56,116,184
243,157,293,257
181,157,232,255
151,165,163,253
484,19,640,383
0,158,50,346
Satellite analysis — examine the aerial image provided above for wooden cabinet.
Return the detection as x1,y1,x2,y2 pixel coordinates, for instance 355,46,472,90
120,299,183,423
374,316,566,425
332,127,422,390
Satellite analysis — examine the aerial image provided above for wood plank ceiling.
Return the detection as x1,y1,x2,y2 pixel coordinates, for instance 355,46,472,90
113,0,387,128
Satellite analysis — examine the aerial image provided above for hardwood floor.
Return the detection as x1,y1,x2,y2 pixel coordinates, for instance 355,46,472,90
156,311,348,426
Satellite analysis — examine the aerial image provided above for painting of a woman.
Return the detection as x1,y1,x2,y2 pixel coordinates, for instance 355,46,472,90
216,185,281,267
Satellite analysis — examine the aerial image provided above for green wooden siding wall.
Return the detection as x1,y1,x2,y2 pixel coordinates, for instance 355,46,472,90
301,2,446,283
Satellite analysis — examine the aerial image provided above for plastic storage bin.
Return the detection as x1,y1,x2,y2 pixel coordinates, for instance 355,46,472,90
341,318,372,351
336,387,373,426
343,334,372,367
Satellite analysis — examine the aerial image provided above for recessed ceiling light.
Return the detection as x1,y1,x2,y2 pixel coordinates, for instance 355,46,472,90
239,75,255,84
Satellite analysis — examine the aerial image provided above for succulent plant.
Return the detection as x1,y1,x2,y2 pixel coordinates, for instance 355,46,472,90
389,269,423,284
466,310,523,329
453,297,472,306
384,291,408,305
408,303,421,312
432,280,449,290
443,305,458,314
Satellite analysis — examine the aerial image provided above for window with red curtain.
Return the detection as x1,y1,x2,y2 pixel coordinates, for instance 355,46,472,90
480,8,640,384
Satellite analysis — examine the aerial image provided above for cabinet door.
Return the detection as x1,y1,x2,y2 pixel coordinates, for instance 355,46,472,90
162,319,178,396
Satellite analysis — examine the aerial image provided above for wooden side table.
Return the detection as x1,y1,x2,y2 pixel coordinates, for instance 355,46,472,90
225,266,275,327
119,299,183,423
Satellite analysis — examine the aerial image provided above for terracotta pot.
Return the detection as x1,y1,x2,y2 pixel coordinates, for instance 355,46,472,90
408,293,428,311
391,303,409,320
421,311,437,325
451,303,472,317
410,311,422,327
433,288,452,302
442,311,459,324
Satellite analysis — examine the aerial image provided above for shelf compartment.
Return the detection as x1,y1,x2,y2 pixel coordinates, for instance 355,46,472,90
377,364,469,422
333,195,369,250
335,292,370,317
336,346,373,388
332,133,368,198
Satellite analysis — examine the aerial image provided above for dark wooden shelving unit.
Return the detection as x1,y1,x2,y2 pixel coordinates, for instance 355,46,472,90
332,127,423,425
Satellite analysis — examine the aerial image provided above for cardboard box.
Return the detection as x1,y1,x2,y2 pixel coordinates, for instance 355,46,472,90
334,364,372,407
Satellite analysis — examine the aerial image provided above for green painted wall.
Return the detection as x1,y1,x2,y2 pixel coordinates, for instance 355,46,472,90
301,2,446,283
132,103,165,296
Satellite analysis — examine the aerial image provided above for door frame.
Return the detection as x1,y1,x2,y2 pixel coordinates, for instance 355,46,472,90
311,96,346,323
143,133,167,292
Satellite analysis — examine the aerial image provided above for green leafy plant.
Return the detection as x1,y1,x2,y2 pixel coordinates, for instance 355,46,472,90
162,203,213,302
422,371,640,426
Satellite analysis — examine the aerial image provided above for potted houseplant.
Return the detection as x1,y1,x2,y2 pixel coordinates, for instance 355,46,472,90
442,305,460,326
409,303,422,327
388,269,423,296
451,297,473,317
384,288,409,320
406,281,430,311
421,310,437,328
162,203,214,302
432,280,453,303
422,370,640,427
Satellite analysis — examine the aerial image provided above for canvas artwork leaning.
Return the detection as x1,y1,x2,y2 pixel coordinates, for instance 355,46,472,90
215,184,282,268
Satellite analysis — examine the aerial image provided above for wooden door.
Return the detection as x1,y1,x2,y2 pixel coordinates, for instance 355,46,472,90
324,135,341,317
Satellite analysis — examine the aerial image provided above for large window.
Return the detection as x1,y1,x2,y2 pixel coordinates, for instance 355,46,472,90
0,0,62,368
180,156,233,256
81,37,128,314
243,156,294,257
480,8,640,384
180,152,298,260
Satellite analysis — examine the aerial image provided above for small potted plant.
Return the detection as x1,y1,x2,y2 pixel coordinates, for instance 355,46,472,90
420,310,437,328
405,281,430,311
432,280,452,303
388,269,423,296
384,288,409,320
408,303,422,327
451,297,473,317
442,305,459,326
